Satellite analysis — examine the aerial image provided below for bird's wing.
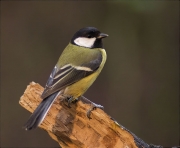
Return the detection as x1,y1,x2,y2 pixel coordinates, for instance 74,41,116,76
41,53,102,99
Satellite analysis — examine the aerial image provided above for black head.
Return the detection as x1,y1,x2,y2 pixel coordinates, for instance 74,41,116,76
71,27,108,48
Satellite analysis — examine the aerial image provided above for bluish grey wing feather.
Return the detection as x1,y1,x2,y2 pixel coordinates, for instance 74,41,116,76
41,54,102,99
24,91,59,130
83,55,102,71
45,65,73,90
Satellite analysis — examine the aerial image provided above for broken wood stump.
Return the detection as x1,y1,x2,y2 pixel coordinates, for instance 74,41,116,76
19,82,162,148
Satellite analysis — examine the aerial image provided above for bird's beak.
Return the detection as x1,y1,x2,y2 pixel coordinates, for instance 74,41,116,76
97,33,109,39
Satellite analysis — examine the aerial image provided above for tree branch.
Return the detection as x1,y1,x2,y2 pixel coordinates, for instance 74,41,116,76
19,82,163,148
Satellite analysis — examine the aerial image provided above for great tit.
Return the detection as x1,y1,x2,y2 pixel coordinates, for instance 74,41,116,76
24,27,108,130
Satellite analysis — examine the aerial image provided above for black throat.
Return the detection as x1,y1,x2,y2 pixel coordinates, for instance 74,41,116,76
92,39,103,48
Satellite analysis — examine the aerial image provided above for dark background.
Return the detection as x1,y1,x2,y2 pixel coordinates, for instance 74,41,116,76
1,1,179,147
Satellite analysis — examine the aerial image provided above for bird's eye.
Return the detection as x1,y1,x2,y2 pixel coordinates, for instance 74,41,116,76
87,35,92,38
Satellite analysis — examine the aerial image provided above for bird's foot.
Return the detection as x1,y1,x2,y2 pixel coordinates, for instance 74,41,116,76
60,95,78,108
67,97,74,107
86,103,104,119
80,96,104,119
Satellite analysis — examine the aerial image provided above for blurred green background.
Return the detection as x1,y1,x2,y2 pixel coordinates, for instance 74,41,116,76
1,1,179,147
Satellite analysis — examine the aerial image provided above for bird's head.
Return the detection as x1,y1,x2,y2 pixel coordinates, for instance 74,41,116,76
71,27,108,48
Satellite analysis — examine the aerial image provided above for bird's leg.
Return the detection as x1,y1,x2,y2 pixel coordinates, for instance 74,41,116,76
60,94,74,108
67,97,74,107
79,96,104,119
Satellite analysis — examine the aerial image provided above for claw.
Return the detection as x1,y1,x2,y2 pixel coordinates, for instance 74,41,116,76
60,95,75,108
86,103,104,119
77,96,104,119
87,107,94,119
67,97,73,108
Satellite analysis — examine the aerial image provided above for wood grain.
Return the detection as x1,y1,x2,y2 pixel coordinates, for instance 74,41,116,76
20,82,156,148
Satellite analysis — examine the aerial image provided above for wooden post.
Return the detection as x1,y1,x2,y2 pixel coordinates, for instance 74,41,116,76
19,82,162,148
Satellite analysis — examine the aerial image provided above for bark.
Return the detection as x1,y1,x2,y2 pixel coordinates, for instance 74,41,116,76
19,82,163,148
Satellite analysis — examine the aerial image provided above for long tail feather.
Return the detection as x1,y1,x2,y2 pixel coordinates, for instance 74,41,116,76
24,91,60,130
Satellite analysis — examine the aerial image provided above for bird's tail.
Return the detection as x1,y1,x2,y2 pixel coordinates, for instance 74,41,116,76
24,91,60,130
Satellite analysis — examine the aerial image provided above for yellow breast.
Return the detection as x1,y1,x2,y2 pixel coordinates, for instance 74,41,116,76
64,49,107,99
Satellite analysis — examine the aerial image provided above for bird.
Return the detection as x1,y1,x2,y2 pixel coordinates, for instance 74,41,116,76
24,27,108,130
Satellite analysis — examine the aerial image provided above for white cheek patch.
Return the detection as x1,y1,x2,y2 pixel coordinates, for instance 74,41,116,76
74,37,96,48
